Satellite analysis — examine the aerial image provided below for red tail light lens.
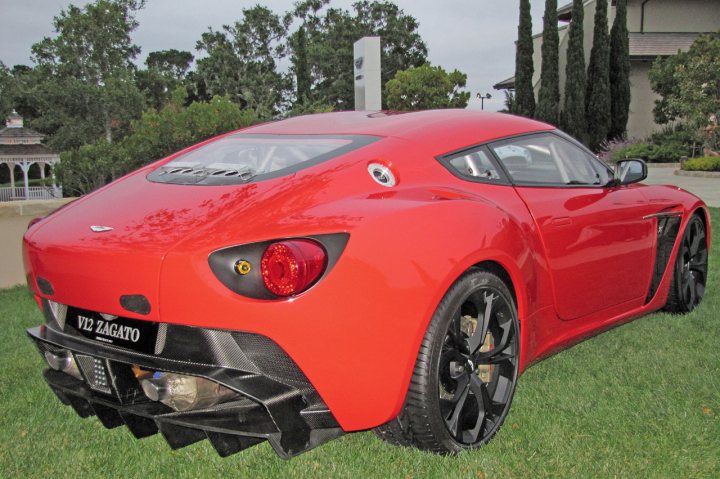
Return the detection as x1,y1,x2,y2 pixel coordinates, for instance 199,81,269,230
260,240,327,296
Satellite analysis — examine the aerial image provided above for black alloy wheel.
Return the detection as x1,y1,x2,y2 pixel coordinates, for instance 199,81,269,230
665,214,709,313
374,269,519,453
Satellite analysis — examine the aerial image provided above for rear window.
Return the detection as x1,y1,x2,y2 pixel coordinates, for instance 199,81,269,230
147,134,379,185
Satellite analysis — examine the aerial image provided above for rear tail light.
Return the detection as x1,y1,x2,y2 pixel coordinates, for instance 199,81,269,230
261,240,327,296
208,233,348,300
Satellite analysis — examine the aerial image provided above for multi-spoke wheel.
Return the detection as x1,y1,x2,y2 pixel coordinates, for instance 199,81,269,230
374,268,519,453
665,214,709,313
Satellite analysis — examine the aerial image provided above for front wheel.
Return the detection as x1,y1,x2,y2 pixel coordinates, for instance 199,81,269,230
375,268,520,453
664,214,709,314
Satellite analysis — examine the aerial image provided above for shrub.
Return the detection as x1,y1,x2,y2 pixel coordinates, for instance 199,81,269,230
610,142,655,162
598,137,641,163
682,156,720,171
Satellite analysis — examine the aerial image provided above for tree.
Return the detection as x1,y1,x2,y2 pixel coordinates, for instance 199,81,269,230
385,64,470,111
609,0,630,139
29,0,145,148
58,89,258,195
194,5,291,118
145,49,194,79
121,88,258,169
647,50,686,124
514,0,535,118
649,34,720,151
585,0,611,151
561,0,587,142
299,1,427,109
536,0,560,125
0,63,15,120
291,26,312,106
137,50,194,109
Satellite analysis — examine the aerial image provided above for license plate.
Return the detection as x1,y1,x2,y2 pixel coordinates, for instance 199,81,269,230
68,308,159,354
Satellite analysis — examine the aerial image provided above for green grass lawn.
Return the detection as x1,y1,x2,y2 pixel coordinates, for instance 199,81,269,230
1,210,718,479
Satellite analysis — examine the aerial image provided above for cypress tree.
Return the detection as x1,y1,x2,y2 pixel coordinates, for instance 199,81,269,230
536,0,560,125
609,0,630,139
562,0,587,142
585,0,611,151
293,26,311,105
514,0,535,118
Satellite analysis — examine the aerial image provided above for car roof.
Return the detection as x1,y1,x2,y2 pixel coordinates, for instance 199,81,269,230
246,110,555,156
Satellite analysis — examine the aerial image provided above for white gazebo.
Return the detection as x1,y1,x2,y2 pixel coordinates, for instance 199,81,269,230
0,111,62,201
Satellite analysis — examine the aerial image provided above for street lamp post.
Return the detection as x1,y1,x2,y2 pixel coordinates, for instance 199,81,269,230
477,92,492,110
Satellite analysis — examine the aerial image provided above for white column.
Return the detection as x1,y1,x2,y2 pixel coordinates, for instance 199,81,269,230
9,163,16,190
353,36,382,111
19,160,32,200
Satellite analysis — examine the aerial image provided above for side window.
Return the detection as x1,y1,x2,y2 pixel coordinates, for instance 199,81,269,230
490,133,611,186
445,147,504,182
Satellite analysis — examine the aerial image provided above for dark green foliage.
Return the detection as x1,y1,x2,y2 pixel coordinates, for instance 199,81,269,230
385,64,470,111
609,142,689,163
609,0,630,139
194,5,291,119
27,0,146,148
536,0,559,125
682,156,720,171
650,34,720,131
514,0,535,118
648,52,686,124
291,26,312,106
561,0,587,143
298,1,427,109
145,49,193,79
56,140,130,196
136,49,194,109
57,91,258,195
120,89,258,172
585,0,611,151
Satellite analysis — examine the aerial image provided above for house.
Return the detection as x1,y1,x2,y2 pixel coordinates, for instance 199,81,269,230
493,0,720,139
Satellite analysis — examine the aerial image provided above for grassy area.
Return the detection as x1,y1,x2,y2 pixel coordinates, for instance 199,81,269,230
1,210,718,479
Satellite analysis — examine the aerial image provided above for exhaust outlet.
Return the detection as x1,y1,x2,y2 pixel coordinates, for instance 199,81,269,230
44,350,83,380
139,373,238,412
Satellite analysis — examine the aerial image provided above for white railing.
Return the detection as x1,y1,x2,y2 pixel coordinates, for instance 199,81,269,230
0,186,63,202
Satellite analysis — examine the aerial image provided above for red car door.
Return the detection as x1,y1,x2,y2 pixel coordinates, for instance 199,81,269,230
489,132,656,320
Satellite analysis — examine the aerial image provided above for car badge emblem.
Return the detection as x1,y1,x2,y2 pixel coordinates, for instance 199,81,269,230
90,225,114,232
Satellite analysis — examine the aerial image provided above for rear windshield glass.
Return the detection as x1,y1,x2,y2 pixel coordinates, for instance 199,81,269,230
147,134,379,185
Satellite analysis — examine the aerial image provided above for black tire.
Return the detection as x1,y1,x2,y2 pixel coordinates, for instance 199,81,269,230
664,214,709,314
375,268,520,454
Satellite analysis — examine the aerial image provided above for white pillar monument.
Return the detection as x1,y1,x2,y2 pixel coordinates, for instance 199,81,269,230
353,36,382,111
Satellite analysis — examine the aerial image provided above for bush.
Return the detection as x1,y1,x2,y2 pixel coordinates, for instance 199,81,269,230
607,141,688,163
610,142,655,162
682,156,720,171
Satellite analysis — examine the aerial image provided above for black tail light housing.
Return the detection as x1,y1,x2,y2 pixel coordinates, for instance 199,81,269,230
208,233,349,300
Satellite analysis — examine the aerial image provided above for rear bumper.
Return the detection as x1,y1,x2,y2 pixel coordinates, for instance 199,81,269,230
27,319,343,458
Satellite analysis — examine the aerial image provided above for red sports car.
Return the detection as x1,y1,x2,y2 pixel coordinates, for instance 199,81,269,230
24,110,710,458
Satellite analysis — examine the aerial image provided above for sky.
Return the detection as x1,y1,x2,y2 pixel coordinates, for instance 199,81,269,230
0,0,547,112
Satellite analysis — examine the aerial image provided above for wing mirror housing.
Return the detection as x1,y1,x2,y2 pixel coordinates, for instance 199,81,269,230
613,158,647,185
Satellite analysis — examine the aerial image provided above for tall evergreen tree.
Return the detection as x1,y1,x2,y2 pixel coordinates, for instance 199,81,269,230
585,0,611,151
291,25,311,104
561,0,587,142
536,0,560,124
609,0,630,139
514,0,535,118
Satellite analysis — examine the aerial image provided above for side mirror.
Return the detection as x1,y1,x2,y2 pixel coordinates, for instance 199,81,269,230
614,159,647,185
